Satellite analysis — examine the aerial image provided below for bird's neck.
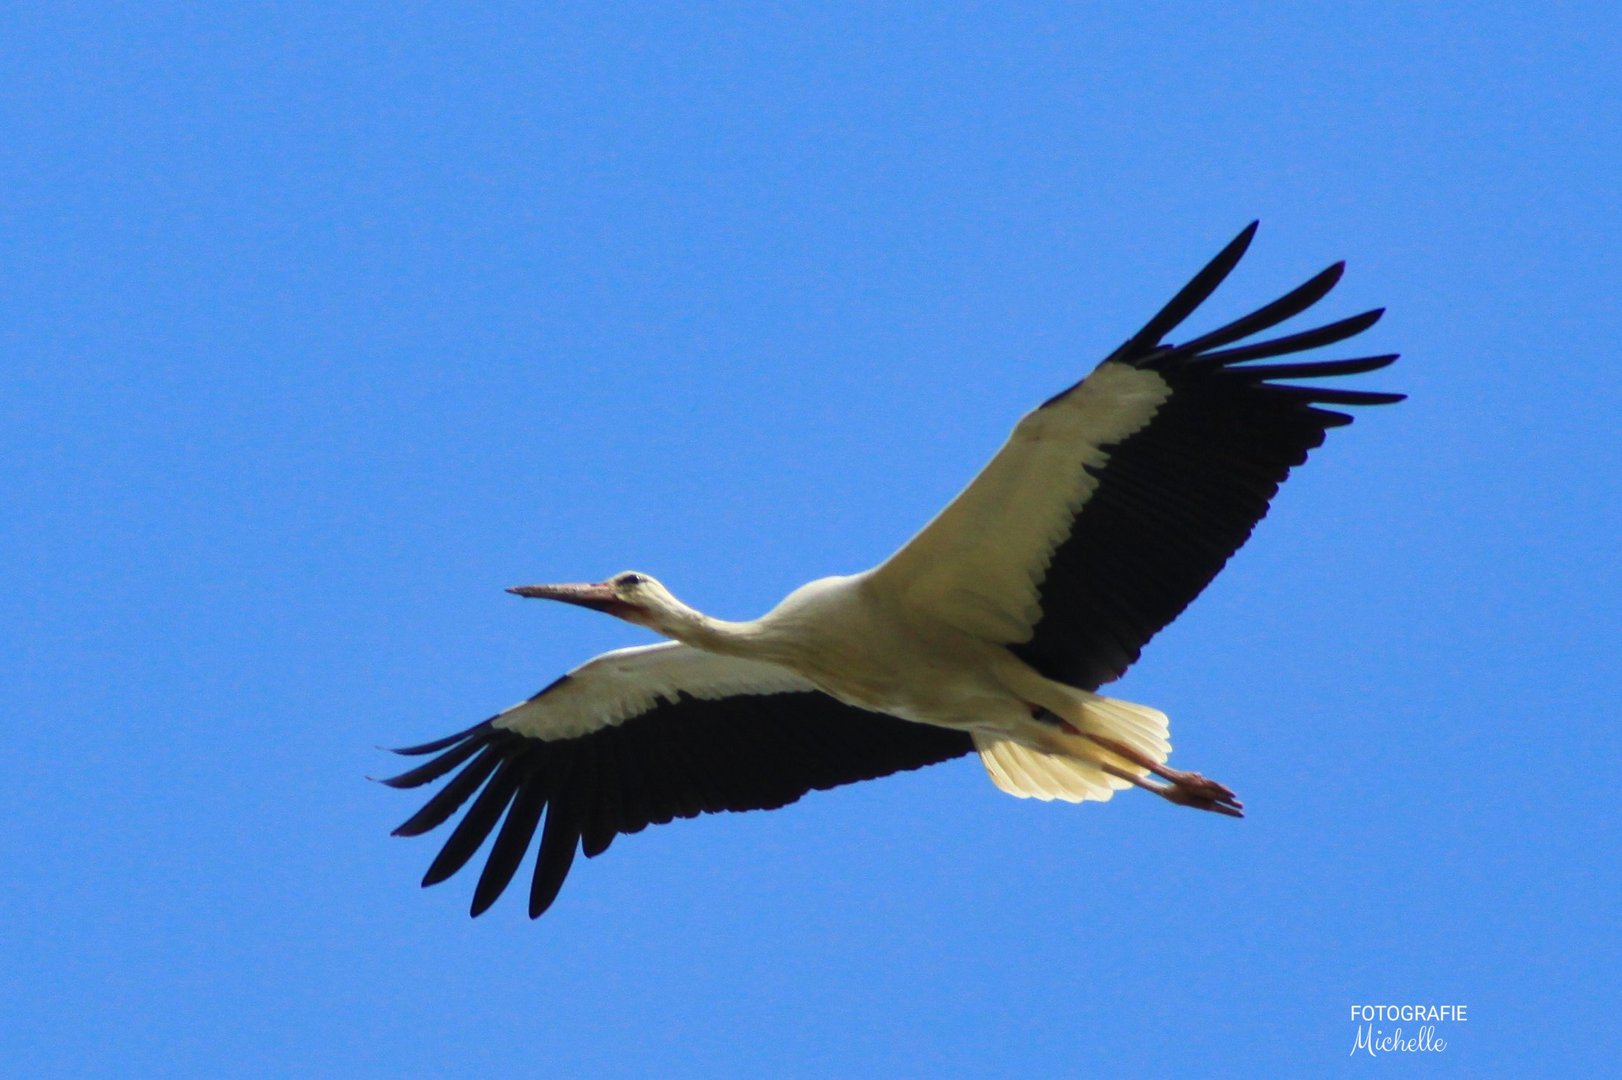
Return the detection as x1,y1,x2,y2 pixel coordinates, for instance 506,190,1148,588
647,604,775,661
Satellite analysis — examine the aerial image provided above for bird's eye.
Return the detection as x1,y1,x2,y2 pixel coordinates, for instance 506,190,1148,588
617,573,646,587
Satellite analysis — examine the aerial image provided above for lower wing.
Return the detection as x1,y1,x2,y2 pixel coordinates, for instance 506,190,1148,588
381,642,974,918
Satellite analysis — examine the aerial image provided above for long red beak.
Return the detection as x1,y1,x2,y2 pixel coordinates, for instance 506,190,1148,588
506,581,631,616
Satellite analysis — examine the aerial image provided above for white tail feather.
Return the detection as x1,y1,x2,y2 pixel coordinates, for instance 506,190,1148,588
975,694,1171,804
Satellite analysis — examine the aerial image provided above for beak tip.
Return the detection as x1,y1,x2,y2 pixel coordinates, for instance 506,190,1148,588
504,582,617,612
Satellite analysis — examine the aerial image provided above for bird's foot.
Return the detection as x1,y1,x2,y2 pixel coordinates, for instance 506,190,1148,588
1084,732,1244,819
1153,768,1244,818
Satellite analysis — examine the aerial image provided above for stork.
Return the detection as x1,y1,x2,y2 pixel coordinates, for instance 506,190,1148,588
383,222,1402,919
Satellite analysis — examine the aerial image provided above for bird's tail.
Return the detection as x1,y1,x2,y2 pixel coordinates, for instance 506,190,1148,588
974,695,1171,804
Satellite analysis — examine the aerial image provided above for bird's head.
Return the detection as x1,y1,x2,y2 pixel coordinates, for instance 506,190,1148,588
507,571,677,630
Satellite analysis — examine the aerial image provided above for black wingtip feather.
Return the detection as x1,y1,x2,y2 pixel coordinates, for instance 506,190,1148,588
391,744,504,837
528,798,580,920
376,735,487,789
1191,309,1386,368
1261,385,1408,406
421,760,524,888
389,719,492,756
470,775,549,917
1163,261,1345,360
1217,353,1398,386
1124,221,1258,353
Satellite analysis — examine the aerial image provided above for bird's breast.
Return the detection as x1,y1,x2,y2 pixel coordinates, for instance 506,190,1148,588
755,573,1016,728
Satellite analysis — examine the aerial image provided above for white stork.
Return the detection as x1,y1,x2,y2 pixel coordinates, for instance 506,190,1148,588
383,222,1402,919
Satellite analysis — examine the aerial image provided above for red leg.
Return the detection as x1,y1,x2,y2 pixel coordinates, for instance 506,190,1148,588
1083,730,1244,819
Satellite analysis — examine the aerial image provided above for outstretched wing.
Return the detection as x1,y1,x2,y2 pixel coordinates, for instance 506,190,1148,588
870,222,1402,691
381,643,973,918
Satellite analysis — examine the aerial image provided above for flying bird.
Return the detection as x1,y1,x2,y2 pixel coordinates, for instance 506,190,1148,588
383,222,1401,919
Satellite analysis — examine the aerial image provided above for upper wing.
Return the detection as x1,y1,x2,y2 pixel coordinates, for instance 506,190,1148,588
381,642,974,919
869,222,1402,691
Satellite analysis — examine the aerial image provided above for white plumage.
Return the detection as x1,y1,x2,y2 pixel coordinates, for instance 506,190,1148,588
383,222,1402,918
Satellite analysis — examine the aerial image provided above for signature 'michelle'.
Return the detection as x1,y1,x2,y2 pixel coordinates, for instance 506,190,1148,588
381,222,1403,919
1349,1004,1467,1056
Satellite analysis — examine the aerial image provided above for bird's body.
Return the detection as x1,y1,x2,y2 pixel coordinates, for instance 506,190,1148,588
701,575,1150,773
733,574,1022,731
384,223,1403,919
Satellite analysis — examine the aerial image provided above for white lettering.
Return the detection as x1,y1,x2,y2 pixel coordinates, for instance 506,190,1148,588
1349,1022,1450,1056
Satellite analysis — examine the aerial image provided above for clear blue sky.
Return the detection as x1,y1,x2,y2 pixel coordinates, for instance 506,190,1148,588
5,4,1618,1077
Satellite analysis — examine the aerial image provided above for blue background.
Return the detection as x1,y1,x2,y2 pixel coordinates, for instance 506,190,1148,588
5,4,1617,1076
